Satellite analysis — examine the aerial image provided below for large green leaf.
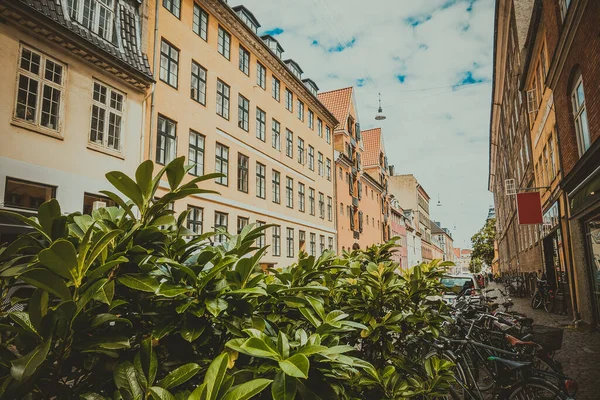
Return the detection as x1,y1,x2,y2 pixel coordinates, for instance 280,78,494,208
99,191,136,220
204,353,228,400
106,171,144,209
164,156,186,190
28,289,48,334
92,279,115,305
83,230,122,276
149,387,176,400
141,337,158,386
181,318,205,343
38,239,77,281
10,338,51,381
19,269,70,300
222,379,273,400
118,274,159,292
277,332,290,359
77,278,108,311
278,354,309,379
188,383,207,400
156,282,190,298
9,312,38,336
114,361,143,399
271,371,297,400
136,160,154,201
37,199,61,237
240,338,280,360
157,363,200,389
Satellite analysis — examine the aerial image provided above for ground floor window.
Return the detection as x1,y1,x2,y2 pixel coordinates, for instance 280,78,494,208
83,193,116,215
4,177,56,210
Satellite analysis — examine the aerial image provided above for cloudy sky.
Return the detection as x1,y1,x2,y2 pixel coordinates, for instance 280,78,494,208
241,0,495,248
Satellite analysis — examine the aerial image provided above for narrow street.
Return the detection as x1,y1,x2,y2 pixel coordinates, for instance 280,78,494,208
489,283,600,400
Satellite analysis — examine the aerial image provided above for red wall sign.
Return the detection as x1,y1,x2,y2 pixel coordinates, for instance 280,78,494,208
517,192,543,225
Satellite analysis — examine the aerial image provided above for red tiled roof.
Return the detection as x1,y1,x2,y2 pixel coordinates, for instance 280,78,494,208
318,87,353,130
361,128,381,167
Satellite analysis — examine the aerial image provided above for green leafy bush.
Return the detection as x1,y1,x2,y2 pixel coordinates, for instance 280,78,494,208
0,158,455,399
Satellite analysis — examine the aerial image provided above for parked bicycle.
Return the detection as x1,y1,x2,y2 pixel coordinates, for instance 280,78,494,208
531,278,555,313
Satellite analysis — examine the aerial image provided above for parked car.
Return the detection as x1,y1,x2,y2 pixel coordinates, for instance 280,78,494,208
440,274,480,304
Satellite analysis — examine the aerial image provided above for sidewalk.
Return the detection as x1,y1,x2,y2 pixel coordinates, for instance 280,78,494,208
488,283,600,400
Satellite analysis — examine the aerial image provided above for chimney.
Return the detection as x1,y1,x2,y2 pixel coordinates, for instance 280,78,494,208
388,165,395,176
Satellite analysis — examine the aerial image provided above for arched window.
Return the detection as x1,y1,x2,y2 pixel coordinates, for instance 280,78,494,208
571,75,591,155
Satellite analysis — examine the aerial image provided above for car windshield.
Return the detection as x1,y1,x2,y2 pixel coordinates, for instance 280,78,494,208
440,277,474,294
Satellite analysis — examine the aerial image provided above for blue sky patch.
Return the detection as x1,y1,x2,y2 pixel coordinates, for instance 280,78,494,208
466,0,477,12
396,75,406,83
405,14,432,27
264,27,284,36
357,78,366,87
419,44,428,50
327,38,356,53
311,39,319,46
455,71,487,87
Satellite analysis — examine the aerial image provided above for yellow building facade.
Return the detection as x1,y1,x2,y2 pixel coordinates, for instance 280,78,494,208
0,0,153,242
144,0,338,267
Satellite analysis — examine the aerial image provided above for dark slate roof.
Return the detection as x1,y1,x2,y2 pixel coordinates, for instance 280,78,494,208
232,5,261,28
16,0,152,80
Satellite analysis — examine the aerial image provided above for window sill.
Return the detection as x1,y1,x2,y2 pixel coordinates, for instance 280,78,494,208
87,143,125,160
11,119,63,140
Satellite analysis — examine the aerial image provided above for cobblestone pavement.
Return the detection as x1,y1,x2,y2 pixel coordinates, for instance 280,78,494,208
487,283,600,400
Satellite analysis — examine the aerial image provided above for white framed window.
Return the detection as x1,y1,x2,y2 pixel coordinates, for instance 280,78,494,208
298,100,304,121
215,143,229,186
286,177,294,208
285,89,293,112
187,206,203,234
308,109,314,129
156,115,176,165
218,26,231,60
286,227,294,258
163,0,180,18
66,0,114,41
272,76,280,101
160,40,179,88
192,4,208,41
571,77,591,156
188,130,205,176
256,108,266,141
238,94,249,131
272,119,281,150
239,46,250,75
559,0,572,21
191,60,207,105
89,81,124,151
272,225,281,256
257,62,266,89
14,46,65,132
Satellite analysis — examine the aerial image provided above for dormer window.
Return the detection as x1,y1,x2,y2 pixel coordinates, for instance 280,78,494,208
302,79,319,96
233,6,261,34
66,0,114,42
261,35,284,58
285,59,302,79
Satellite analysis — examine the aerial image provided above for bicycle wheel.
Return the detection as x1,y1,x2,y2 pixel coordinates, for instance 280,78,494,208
424,350,467,399
508,377,567,399
531,292,543,309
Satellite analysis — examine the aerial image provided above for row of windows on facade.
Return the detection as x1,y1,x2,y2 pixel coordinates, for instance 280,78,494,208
2,176,333,258
159,3,331,142
338,167,379,201
156,117,334,219
156,114,332,182
185,207,334,257
15,46,124,151
339,203,381,230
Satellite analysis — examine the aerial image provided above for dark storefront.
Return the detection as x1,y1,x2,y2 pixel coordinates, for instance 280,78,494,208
567,162,600,327
541,201,570,314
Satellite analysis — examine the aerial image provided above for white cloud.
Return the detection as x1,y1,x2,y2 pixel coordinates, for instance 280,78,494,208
240,0,494,248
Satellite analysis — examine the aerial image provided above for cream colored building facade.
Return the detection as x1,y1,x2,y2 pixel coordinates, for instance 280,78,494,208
144,0,338,266
389,174,433,261
0,0,153,242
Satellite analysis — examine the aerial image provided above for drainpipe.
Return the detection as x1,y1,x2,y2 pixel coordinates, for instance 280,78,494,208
147,0,160,160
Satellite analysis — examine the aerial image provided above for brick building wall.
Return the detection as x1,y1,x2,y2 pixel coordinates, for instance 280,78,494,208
552,0,600,175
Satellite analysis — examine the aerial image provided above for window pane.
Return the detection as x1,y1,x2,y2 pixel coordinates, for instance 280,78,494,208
16,75,38,122
20,48,41,75
90,105,106,143
4,178,56,210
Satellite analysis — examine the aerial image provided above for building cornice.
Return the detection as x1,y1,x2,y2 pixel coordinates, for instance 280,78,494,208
0,1,153,91
201,0,338,128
